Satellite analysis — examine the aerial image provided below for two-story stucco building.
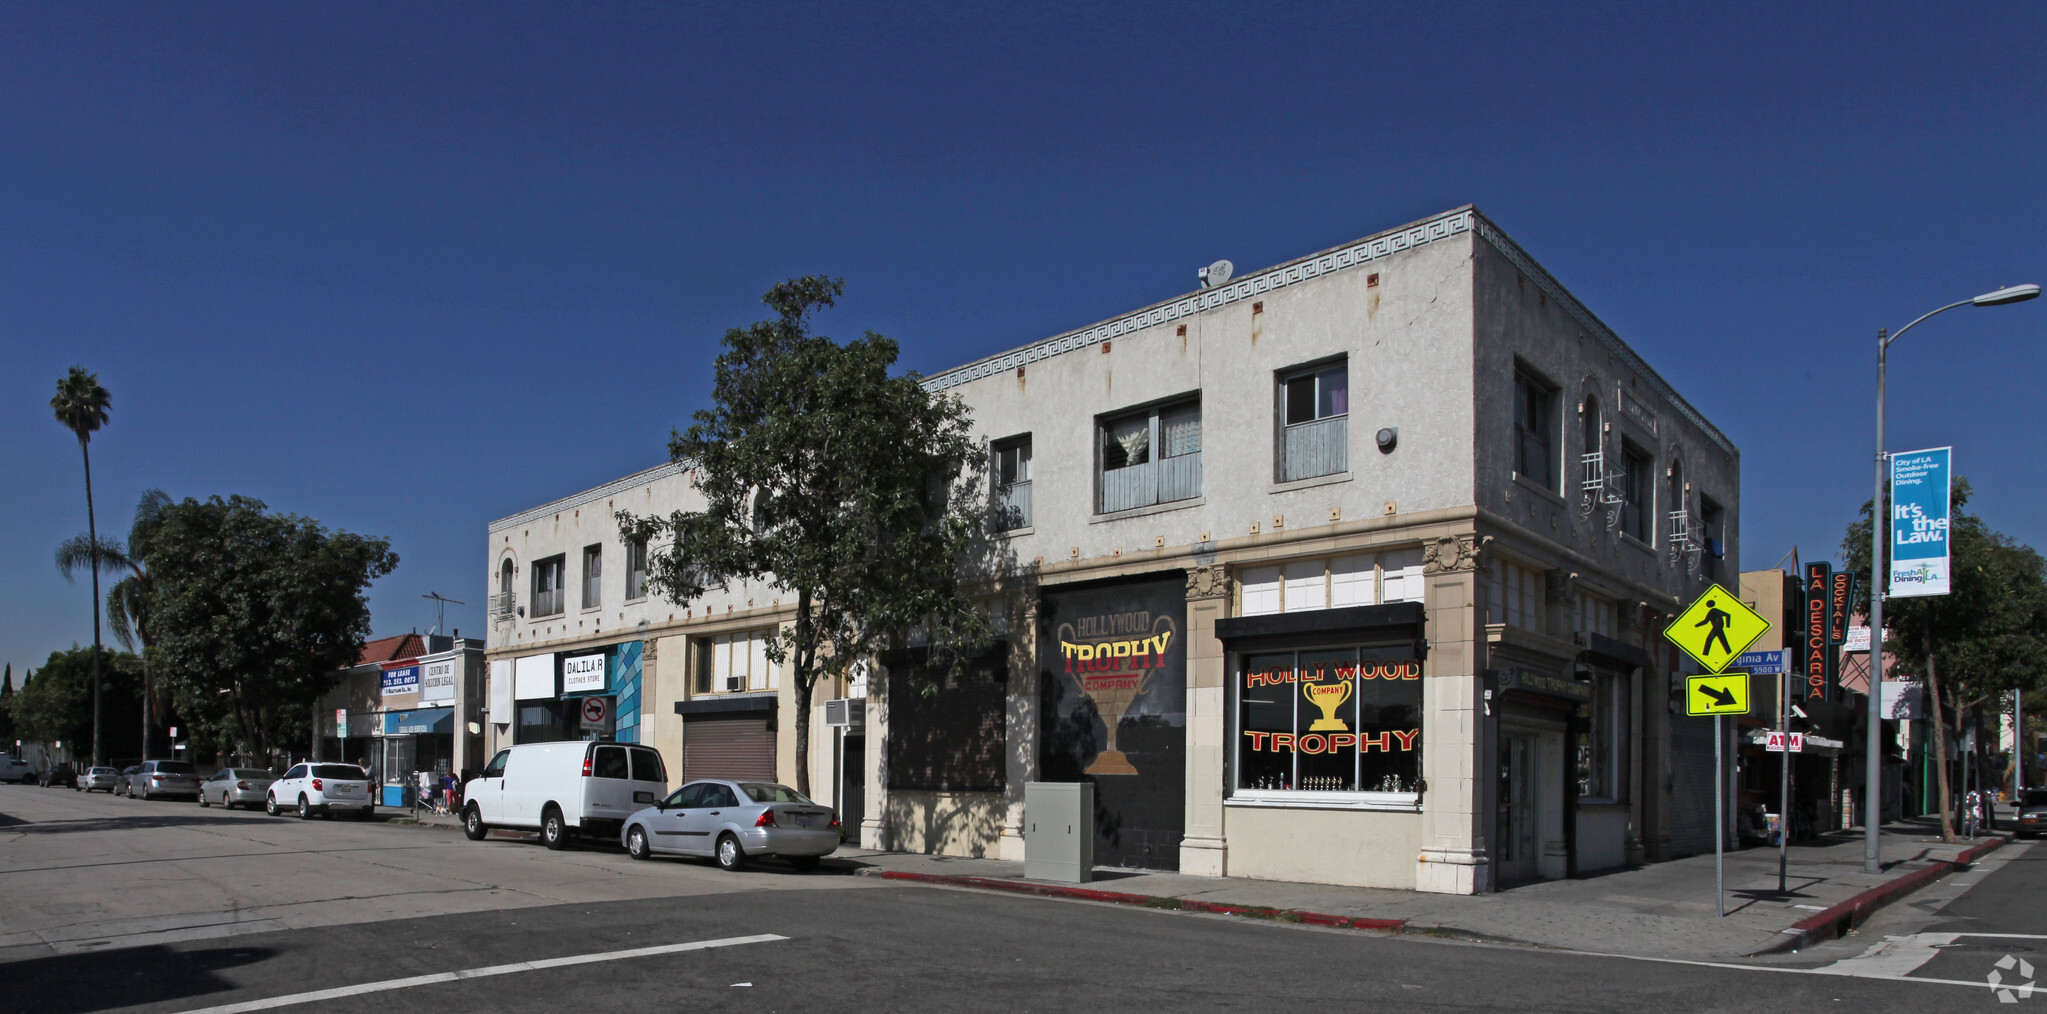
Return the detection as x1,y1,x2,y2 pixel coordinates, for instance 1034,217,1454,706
482,206,1738,893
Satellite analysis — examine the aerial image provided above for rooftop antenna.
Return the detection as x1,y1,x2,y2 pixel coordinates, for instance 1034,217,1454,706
422,591,466,637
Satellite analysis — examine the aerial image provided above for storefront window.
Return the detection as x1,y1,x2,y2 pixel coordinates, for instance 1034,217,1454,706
1232,645,1422,805
1574,672,1629,801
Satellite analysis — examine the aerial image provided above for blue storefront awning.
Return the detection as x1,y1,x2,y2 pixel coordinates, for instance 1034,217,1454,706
383,708,454,736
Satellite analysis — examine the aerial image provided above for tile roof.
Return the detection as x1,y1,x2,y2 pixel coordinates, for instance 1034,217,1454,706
353,633,425,669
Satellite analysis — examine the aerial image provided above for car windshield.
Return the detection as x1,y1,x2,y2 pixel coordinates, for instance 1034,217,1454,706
234,769,272,779
90,767,116,775
313,765,366,779
155,761,198,774
2023,789,2047,807
739,783,812,804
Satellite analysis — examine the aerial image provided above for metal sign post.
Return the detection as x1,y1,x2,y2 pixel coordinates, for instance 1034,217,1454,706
1779,669,1791,892
1715,712,1725,918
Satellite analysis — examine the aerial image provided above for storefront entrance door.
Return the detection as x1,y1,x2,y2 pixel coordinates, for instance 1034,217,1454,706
1498,730,1540,883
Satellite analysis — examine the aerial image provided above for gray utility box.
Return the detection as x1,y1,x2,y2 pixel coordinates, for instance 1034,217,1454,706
1024,781,1095,883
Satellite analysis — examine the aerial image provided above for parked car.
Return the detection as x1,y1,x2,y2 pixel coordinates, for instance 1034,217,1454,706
114,765,141,796
76,766,120,792
461,742,667,849
40,763,76,788
620,779,839,871
200,768,276,810
0,755,35,784
130,759,203,800
267,763,373,819
2015,788,2047,839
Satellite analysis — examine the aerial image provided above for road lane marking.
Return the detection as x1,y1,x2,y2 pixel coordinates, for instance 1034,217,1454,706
171,933,789,1013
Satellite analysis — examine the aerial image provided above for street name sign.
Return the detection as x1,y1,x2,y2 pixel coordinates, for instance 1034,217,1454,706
1663,583,1771,674
1734,649,1787,675
1686,672,1752,717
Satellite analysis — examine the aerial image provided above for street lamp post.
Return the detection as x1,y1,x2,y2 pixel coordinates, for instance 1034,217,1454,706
1865,283,2039,874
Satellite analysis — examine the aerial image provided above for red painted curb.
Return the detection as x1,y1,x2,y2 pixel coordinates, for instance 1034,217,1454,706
874,870,1406,932
1757,835,2006,954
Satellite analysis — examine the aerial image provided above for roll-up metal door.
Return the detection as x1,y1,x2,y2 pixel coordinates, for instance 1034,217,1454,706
683,711,776,781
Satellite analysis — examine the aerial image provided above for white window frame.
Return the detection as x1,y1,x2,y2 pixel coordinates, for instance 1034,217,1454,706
1238,548,1426,617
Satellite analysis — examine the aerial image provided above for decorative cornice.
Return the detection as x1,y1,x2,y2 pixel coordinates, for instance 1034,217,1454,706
488,459,691,534
920,208,1478,394
1185,564,1230,601
1423,534,1493,575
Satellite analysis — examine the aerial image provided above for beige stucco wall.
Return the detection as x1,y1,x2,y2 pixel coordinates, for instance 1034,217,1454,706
1223,806,1424,888
885,790,1007,857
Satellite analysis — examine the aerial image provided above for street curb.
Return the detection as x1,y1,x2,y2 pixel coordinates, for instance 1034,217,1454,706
1751,835,2007,955
862,869,1407,932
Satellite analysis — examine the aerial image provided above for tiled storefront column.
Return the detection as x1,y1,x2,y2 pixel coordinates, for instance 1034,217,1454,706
1179,564,1229,876
1000,597,1040,862
1416,533,1493,894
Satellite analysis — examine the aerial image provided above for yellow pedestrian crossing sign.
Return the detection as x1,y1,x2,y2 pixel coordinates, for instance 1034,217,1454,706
1662,583,1770,673
1686,673,1752,717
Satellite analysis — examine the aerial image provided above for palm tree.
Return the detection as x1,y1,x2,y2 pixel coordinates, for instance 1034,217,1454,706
51,366,112,765
105,490,168,759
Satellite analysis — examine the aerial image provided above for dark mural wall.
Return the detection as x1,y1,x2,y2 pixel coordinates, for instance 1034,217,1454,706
1039,574,1187,870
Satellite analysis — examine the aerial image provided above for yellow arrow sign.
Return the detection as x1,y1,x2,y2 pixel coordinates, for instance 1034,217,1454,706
1686,672,1752,717
1662,583,1770,674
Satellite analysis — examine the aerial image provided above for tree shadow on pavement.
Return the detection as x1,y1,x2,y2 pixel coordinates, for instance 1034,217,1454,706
0,943,274,1014
9,814,288,835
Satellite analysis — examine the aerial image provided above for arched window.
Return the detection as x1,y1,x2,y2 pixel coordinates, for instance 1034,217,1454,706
1581,395,1601,461
499,559,514,600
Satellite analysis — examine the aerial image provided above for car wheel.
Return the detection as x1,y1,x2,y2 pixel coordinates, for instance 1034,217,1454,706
626,825,651,860
463,805,488,841
297,795,312,820
715,833,746,872
265,793,279,816
199,791,211,808
541,807,569,851
787,855,821,872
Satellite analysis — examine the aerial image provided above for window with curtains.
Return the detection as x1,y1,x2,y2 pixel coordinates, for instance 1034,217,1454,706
581,544,602,609
1098,399,1201,513
531,555,565,617
992,435,1032,531
1279,360,1348,481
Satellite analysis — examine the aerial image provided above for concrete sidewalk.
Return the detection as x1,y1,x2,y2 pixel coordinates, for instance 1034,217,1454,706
829,819,2012,960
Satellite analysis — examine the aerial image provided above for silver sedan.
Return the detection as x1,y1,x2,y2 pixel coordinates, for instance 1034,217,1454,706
76,766,120,793
621,779,840,871
199,768,276,809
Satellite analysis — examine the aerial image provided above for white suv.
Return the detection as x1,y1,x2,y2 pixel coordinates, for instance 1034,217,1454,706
0,756,33,784
267,763,374,819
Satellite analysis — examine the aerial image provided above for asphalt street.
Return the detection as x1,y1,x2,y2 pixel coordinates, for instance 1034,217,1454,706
0,784,2031,1013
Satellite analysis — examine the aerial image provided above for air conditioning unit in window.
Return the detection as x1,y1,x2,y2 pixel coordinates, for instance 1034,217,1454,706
824,699,866,728
724,674,743,692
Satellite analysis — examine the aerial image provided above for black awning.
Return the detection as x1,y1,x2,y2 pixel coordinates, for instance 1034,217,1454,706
1212,601,1426,655
674,695,777,717
1578,631,1651,671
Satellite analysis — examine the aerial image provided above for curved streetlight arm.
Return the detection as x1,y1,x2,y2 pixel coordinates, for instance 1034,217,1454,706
1881,299,1974,351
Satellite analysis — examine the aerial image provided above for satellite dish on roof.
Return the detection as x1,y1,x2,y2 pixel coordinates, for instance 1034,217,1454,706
1198,259,1234,289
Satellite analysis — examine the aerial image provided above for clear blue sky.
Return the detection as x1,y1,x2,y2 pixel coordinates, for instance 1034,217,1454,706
4,3,2043,683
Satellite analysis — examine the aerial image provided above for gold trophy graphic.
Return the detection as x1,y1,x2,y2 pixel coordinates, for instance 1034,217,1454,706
1303,680,1353,731
1061,616,1175,776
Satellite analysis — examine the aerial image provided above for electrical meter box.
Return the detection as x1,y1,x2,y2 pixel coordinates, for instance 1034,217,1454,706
1024,781,1094,883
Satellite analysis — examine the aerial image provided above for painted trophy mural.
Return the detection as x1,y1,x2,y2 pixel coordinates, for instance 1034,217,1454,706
1040,576,1187,870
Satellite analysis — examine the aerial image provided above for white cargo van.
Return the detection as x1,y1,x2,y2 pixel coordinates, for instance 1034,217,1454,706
462,741,667,849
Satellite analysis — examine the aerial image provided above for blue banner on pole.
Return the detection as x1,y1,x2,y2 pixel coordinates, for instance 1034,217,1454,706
1889,447,1951,598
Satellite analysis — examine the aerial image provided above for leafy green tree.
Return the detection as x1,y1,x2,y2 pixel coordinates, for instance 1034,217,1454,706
6,647,143,762
1844,478,2047,841
140,495,397,760
620,277,993,795
50,366,112,764
91,490,171,759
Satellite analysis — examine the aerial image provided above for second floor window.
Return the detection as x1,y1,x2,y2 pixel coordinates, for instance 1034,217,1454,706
582,544,602,609
1280,361,1348,481
1515,369,1557,490
1488,558,1543,630
992,436,1032,531
1620,440,1652,541
1099,399,1201,513
696,629,775,694
531,555,566,617
625,538,649,601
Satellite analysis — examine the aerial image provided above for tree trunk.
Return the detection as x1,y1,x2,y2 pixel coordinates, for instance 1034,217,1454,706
792,589,814,797
141,656,151,762
1926,642,1955,843
81,440,104,766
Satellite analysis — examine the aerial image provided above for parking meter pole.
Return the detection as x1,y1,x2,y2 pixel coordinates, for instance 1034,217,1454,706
1716,712,1726,918
1779,669,1791,893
